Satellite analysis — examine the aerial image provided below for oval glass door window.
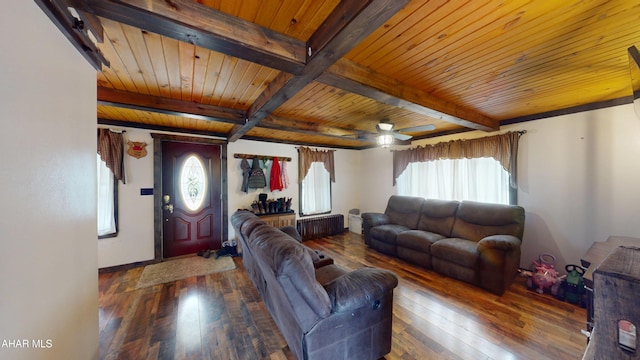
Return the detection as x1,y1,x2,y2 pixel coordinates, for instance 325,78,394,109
179,155,207,211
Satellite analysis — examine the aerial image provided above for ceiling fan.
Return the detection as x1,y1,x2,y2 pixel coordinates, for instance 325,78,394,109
375,119,435,147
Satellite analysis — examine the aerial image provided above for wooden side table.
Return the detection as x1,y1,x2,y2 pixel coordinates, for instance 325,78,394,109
256,212,296,228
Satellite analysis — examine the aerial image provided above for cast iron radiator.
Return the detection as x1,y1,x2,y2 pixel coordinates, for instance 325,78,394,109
297,214,344,240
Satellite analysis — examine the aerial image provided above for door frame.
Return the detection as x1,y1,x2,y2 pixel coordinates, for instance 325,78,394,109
151,133,228,262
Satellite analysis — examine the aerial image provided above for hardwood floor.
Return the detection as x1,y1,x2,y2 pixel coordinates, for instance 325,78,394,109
99,232,587,359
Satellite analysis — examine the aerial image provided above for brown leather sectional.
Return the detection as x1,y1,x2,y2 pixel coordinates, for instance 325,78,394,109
231,210,398,360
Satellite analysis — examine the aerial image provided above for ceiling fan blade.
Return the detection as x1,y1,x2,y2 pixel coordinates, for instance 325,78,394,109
362,132,379,141
341,131,378,141
392,132,412,141
397,124,436,133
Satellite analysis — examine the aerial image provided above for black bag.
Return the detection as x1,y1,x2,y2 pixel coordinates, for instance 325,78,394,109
247,157,266,189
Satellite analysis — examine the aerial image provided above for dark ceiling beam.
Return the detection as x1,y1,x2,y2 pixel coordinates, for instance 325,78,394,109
261,116,369,141
306,0,379,60
97,87,245,125
320,59,500,132
76,8,105,43
98,118,229,139
78,0,306,74
97,87,367,140
35,0,108,70
98,118,363,149
228,0,410,142
238,135,366,151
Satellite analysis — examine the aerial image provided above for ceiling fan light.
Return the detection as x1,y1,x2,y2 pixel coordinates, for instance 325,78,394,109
377,134,394,148
378,122,393,131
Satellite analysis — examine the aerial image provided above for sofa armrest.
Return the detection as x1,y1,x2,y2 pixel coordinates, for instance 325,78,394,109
361,213,391,246
361,212,391,227
324,268,398,313
279,225,302,242
313,254,334,269
477,235,522,295
478,235,521,252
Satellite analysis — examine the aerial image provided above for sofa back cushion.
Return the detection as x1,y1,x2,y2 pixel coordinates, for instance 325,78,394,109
230,210,251,232
451,201,525,242
384,196,424,229
417,199,460,236
242,219,267,246
231,210,263,239
250,225,331,324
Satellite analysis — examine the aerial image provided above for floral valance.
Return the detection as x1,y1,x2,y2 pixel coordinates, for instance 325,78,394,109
298,146,336,183
392,131,524,188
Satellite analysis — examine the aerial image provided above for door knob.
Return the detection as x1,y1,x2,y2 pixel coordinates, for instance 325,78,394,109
163,194,173,213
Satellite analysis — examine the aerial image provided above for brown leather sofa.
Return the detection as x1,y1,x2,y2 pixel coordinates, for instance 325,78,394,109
231,210,398,360
362,196,525,295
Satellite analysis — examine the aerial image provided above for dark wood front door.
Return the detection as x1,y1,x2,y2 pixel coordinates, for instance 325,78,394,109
162,141,222,258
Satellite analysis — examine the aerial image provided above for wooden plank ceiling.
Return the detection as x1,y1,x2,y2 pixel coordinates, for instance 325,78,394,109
48,0,640,149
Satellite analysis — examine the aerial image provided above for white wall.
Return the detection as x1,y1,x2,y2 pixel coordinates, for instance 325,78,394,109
227,140,300,234
516,104,640,270
227,140,361,239
98,129,155,268
359,146,398,213
99,135,361,267
0,2,98,359
359,103,640,271
103,104,640,274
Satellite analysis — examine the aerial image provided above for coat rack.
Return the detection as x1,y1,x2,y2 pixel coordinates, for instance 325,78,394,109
233,153,292,162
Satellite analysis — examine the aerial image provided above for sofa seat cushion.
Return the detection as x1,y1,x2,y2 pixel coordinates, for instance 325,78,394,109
370,224,410,244
431,238,479,268
397,230,445,252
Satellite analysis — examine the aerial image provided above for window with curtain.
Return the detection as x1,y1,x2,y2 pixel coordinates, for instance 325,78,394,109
301,162,332,215
392,131,523,205
97,128,125,238
298,147,335,216
97,154,118,237
396,157,511,204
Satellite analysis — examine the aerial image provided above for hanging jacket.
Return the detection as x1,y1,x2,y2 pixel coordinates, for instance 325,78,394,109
280,159,289,189
270,157,283,191
240,158,250,193
247,157,266,189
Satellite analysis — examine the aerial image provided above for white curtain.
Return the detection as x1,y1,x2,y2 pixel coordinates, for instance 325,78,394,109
396,157,510,205
97,154,116,236
301,162,331,215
